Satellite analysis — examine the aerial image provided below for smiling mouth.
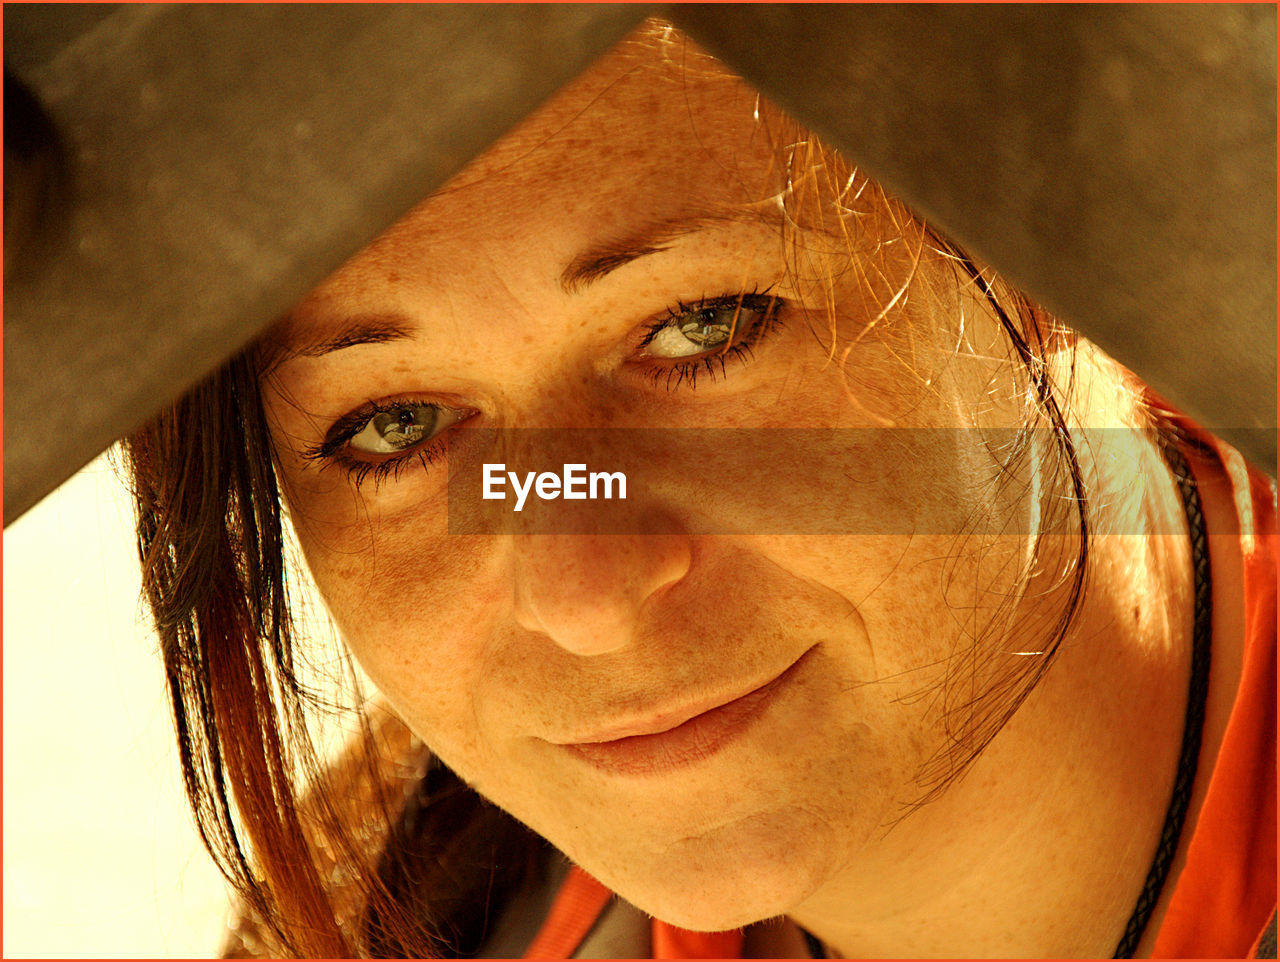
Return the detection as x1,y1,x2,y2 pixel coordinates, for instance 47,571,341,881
555,647,815,777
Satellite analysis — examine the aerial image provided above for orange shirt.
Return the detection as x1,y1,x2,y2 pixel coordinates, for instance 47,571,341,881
1150,425,1276,959
524,429,1277,960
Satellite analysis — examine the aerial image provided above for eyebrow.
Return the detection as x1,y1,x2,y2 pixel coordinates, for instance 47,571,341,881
266,313,417,369
272,207,771,363
559,208,762,294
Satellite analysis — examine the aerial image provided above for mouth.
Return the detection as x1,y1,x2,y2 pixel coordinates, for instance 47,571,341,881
554,646,816,777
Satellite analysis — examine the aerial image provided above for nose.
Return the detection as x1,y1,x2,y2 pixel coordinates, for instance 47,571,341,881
511,526,692,656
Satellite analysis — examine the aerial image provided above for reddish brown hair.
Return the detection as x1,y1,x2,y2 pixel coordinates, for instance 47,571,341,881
125,356,550,956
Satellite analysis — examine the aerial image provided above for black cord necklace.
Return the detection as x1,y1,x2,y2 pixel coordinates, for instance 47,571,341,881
802,437,1213,961
1112,436,1213,958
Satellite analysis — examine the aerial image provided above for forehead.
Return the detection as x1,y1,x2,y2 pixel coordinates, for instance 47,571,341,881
289,28,785,312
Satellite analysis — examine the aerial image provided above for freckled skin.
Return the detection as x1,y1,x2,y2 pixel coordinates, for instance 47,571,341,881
265,28,1203,959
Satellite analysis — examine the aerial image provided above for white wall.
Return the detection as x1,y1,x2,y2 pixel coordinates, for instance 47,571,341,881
4,455,230,958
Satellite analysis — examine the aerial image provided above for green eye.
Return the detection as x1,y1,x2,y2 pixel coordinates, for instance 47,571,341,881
642,294,778,360
349,403,444,454
676,307,736,348
300,399,474,488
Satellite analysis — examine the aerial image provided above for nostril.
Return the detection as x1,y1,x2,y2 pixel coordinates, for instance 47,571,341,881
510,530,692,656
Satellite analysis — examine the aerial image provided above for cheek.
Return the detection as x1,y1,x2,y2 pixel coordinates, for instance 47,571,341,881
754,529,1042,729
292,511,507,764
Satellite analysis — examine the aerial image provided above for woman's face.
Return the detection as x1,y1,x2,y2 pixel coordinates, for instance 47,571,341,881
264,33,1039,928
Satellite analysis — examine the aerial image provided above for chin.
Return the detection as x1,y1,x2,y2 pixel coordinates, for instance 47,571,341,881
582,810,836,932
625,852,820,931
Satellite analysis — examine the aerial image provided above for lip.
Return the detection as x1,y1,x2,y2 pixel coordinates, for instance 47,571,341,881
555,647,815,777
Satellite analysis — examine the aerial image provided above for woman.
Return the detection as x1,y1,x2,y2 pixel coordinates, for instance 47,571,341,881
125,21,1275,959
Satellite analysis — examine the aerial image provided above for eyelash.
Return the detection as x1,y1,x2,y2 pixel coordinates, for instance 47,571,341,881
305,289,787,488
636,288,786,391
298,397,458,489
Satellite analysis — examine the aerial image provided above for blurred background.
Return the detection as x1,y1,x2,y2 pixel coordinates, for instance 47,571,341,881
3,455,230,957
